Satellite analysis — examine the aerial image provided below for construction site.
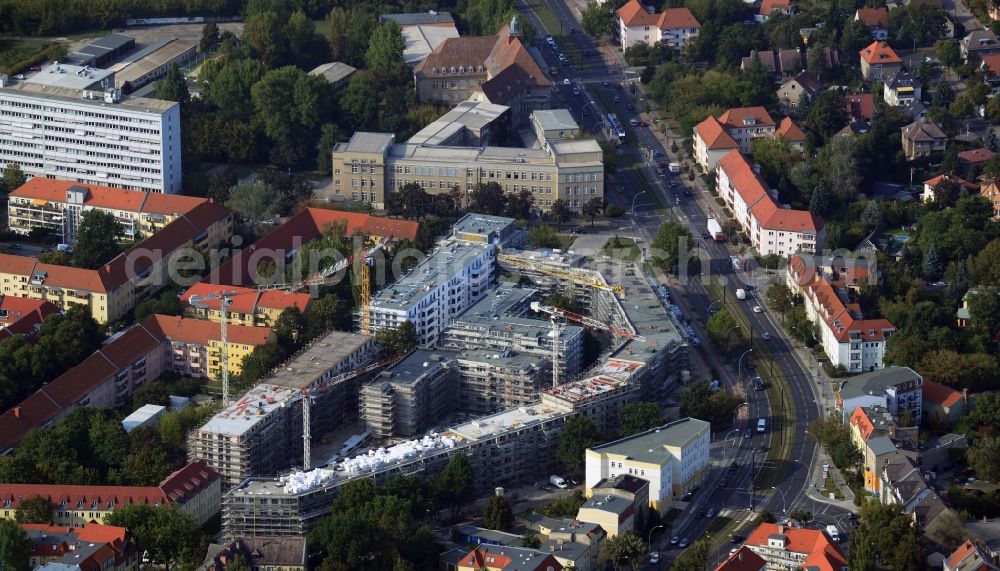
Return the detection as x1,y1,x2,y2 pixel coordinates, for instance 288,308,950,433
216,214,691,539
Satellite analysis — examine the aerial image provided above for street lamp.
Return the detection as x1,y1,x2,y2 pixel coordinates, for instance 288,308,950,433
771,486,789,513
631,190,647,216
738,348,754,382
707,299,721,315
648,524,666,548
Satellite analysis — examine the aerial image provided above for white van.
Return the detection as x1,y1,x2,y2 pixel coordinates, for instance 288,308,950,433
757,418,767,433
550,475,568,489
826,525,840,542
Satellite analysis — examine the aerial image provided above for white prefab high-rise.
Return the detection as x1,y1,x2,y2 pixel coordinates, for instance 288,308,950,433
0,65,182,194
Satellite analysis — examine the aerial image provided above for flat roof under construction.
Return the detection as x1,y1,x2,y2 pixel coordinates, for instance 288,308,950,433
198,384,300,437
371,239,490,313
266,331,372,391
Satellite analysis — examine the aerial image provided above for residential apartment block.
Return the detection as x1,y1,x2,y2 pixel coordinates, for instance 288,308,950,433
693,116,739,173
787,255,896,372
584,418,710,513
883,70,922,107
455,349,550,414
0,296,59,341
836,366,923,423
743,523,847,571
0,201,232,323
693,107,777,172
24,522,136,571
360,349,458,438
7,178,207,242
716,151,822,257
849,405,918,494
0,460,221,526
188,330,375,488
541,360,645,433
181,282,312,329
0,64,182,194
413,17,551,127
616,0,700,51
0,314,271,453
859,40,902,80
331,131,604,213
855,8,889,40
902,120,947,160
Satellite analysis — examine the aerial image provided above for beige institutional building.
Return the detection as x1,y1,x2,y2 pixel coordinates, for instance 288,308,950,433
331,131,603,213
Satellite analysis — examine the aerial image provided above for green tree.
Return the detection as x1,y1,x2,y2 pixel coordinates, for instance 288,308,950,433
967,291,1000,335
305,294,353,337
534,491,586,518
104,504,202,570
707,309,741,351
841,19,875,55
285,9,315,66
806,89,848,146
935,39,961,68
375,321,419,355
847,534,876,571
581,1,614,38
923,246,944,280
933,81,955,108
528,225,562,248
967,436,1000,483
765,284,796,319
582,197,603,226
893,4,946,48
672,538,710,571
549,199,575,227
73,210,122,269
225,556,251,571
618,402,664,437
244,10,288,68
0,163,26,195
14,495,53,524
600,530,646,571
650,221,693,274
0,519,30,571
483,494,514,530
204,59,266,119
199,21,220,52
36,250,72,265
155,64,189,104
366,21,405,74
432,454,475,516
557,416,600,473
785,305,814,344
226,180,286,233
470,182,508,215
251,66,329,165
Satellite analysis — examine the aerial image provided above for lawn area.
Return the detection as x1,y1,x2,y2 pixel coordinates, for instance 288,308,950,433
601,236,640,261
521,0,565,38
822,475,844,500
0,38,62,75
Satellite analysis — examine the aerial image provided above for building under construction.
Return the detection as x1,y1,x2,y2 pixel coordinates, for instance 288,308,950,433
188,331,375,489
455,349,549,414
440,286,584,381
360,349,459,438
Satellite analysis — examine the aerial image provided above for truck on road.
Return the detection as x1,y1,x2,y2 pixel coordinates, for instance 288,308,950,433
736,288,747,300
668,162,681,173
707,217,725,241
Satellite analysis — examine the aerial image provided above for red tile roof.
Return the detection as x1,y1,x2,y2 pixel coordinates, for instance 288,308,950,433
144,314,273,347
958,148,995,164
180,283,311,317
980,54,1000,76
760,0,792,16
208,208,416,287
695,116,739,150
719,107,776,129
617,0,659,26
0,297,60,341
657,7,700,29
718,151,822,233
860,41,901,65
0,461,218,513
922,379,963,408
10,178,206,216
856,7,888,28
777,117,806,142
923,173,979,193
850,406,877,440
845,93,874,120
746,523,846,571
714,546,766,571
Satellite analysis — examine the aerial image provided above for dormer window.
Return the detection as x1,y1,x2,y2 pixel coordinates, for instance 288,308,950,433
431,67,437,74
450,66,456,73
743,117,756,126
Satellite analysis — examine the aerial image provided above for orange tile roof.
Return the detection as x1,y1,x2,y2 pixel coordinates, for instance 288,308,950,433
0,297,60,341
714,547,766,571
850,406,876,440
922,379,963,408
845,93,874,120
924,173,979,193
145,314,272,347
695,116,740,150
157,459,220,504
10,178,206,215
946,540,985,571
761,0,792,16
657,7,700,29
958,148,995,164
777,117,806,142
718,150,821,233
980,54,1000,76
180,282,312,317
860,41,901,65
746,523,846,571
618,0,659,26
0,253,38,275
718,107,777,129
208,208,416,287
856,7,887,27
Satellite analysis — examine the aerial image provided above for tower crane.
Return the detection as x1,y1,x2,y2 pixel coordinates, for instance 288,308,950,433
530,301,652,388
186,240,392,406
497,254,624,296
297,354,402,471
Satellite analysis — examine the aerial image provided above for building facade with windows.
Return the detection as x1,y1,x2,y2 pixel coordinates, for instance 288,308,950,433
616,0,700,51
0,67,182,194
331,132,603,213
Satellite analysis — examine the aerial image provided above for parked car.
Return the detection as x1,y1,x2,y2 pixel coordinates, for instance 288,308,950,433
650,552,660,564
563,78,571,85
752,305,762,313
762,332,770,340
706,508,717,518
670,536,680,545
678,538,690,548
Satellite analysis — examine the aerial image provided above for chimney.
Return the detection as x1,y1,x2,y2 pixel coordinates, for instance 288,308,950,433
778,524,785,534
963,388,969,407
13,406,20,419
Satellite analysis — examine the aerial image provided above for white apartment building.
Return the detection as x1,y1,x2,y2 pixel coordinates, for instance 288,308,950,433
0,64,182,194
787,256,896,373
584,418,710,513
616,0,700,51
716,151,822,257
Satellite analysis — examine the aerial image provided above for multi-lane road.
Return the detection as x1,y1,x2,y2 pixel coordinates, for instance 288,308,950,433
515,1,856,566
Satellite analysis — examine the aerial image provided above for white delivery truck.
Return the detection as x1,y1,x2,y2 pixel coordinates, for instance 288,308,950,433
549,475,568,489
707,217,725,241
826,525,841,542
736,289,747,300
668,162,681,173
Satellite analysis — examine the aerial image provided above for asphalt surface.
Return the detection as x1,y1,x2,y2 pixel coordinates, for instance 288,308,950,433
515,2,857,568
